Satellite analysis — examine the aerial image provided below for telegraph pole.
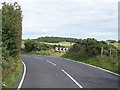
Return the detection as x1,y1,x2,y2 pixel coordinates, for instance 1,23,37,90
110,48,111,57
108,42,112,57
101,47,103,57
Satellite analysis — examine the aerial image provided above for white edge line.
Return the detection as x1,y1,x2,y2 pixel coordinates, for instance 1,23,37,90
61,69,83,88
47,56,120,76
77,61,120,77
38,55,120,76
47,60,56,66
65,58,120,77
17,61,26,89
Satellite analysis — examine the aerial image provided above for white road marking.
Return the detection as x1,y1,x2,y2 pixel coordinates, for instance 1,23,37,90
47,60,56,66
64,58,120,77
61,69,83,88
76,61,120,77
47,56,120,76
17,61,26,90
35,57,42,59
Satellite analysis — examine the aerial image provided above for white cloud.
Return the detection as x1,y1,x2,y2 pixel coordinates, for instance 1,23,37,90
1,0,119,40
89,32,116,36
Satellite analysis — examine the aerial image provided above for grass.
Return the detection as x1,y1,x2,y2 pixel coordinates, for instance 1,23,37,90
40,42,74,47
22,40,119,75
23,50,64,57
62,54,119,74
23,49,119,74
22,40,74,47
2,57,22,88
111,42,120,49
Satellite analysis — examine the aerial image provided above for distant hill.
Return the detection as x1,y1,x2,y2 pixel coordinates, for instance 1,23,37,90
36,36,79,43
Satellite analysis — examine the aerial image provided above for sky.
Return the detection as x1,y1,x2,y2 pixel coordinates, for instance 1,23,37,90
0,0,119,40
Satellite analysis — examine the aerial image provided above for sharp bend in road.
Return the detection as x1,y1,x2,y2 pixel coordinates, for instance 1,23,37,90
20,54,119,88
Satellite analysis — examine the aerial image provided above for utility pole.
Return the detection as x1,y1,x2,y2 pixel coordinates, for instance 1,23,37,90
110,48,111,57
108,42,112,57
101,47,103,57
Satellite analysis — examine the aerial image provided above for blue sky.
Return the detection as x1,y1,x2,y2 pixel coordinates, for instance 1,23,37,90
1,0,119,40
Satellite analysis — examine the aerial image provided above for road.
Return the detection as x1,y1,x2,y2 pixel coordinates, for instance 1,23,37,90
19,54,119,88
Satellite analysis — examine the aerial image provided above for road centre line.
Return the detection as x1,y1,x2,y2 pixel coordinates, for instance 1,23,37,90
47,60,56,66
47,56,120,76
61,69,83,88
35,57,42,59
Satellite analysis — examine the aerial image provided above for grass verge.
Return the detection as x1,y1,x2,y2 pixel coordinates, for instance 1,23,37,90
62,54,119,74
22,50,64,57
2,58,22,88
22,50,119,74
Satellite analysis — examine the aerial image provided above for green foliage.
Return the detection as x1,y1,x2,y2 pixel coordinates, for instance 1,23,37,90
67,38,118,57
2,59,22,88
2,2,22,57
2,2,22,88
44,42,74,47
62,54,119,74
37,36,79,43
24,39,51,52
63,38,119,74
24,39,39,52
106,40,117,43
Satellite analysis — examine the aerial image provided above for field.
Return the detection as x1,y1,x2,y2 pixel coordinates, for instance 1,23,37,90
22,41,120,49
111,43,120,49
22,41,74,48
40,42,74,47
22,40,120,74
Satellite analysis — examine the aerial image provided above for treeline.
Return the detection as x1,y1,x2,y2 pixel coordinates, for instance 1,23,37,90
63,38,120,74
106,40,117,43
24,39,66,52
2,2,22,87
37,36,79,43
66,38,119,57
24,39,51,52
2,2,22,57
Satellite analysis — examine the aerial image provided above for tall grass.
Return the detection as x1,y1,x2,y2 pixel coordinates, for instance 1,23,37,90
62,54,119,74
2,56,22,88
23,50,64,57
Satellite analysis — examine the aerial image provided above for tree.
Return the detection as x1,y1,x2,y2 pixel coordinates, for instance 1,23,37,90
24,40,39,52
65,38,118,57
2,2,22,57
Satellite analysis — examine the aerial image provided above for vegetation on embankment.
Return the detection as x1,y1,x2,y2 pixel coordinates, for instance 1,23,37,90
2,58,22,88
22,38,120,74
63,38,120,74
36,36,79,43
2,2,22,88
23,50,64,57
42,42,74,47
22,39,70,57
62,54,119,74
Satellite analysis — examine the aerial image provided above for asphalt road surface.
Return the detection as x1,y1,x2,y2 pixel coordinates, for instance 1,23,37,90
19,54,119,88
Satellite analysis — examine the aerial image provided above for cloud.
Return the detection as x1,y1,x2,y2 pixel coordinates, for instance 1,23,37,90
1,0,119,40
89,32,116,36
